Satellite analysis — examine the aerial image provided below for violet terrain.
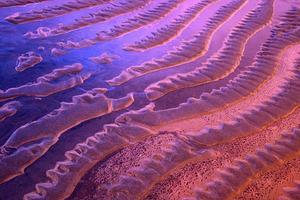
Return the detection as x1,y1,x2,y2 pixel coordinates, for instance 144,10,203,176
0,0,300,199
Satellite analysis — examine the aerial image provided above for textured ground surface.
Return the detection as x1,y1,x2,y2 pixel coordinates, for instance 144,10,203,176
0,0,300,199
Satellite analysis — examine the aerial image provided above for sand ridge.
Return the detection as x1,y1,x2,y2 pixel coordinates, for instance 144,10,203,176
0,0,299,199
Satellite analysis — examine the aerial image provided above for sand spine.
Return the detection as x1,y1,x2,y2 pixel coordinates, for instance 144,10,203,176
107,0,247,86
0,63,90,102
23,123,155,200
188,126,300,200
114,8,300,128
56,0,187,51
107,138,217,200
145,0,274,100
0,0,47,8
25,0,152,38
6,0,114,24
280,181,300,200
124,0,217,51
0,90,134,184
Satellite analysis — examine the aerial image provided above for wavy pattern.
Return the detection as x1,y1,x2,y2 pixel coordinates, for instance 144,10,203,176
0,89,134,184
107,0,247,86
116,8,300,128
0,101,21,122
183,52,300,146
56,0,187,51
0,63,90,103
145,0,274,100
0,0,47,8
0,0,299,199
280,181,300,200
24,0,152,38
23,123,154,200
102,0,186,39
188,126,300,200
123,0,216,51
5,0,113,24
107,139,217,200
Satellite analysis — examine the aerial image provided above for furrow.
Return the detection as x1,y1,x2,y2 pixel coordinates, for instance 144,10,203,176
56,0,187,51
0,89,134,184
107,139,218,200
182,52,300,146
102,0,187,39
188,126,300,200
123,0,217,51
0,0,47,8
141,108,300,200
145,0,274,101
280,181,300,200
114,8,300,129
0,1,299,200
107,0,247,86
25,0,152,39
0,63,90,103
22,121,155,200
6,0,113,24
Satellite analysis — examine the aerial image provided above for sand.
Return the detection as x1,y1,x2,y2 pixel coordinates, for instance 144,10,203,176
0,0,299,200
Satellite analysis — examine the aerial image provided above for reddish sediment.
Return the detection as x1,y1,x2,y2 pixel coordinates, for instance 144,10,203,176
0,0,299,200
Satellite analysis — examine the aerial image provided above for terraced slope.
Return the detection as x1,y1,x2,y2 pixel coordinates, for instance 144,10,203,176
0,0,299,200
